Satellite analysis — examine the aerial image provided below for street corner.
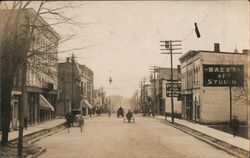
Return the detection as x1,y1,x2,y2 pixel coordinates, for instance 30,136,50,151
26,146,46,158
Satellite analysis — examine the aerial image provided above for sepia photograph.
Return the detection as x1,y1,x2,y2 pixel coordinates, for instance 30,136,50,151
0,0,249,157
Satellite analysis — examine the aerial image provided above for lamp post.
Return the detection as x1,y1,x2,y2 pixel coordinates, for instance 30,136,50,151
109,76,112,117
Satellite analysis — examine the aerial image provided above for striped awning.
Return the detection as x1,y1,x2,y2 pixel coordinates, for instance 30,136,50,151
80,99,93,109
39,94,55,111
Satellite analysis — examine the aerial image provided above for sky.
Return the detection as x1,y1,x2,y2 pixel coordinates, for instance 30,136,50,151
27,1,249,98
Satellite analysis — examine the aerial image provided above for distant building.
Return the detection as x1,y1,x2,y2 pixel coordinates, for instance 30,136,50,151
93,87,107,111
58,57,81,115
179,44,248,124
58,57,94,116
0,8,60,130
130,91,139,112
150,67,181,116
143,84,152,114
79,65,94,115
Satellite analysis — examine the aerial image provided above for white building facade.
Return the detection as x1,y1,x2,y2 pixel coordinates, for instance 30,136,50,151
180,45,248,124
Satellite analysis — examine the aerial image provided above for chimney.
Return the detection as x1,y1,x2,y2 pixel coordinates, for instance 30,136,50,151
177,65,181,80
177,65,181,74
214,43,220,52
66,57,70,63
242,49,249,54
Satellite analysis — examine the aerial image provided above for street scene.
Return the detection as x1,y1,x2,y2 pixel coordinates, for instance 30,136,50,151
0,1,249,158
37,116,236,158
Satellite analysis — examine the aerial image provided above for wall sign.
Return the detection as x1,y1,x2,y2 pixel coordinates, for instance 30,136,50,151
203,64,244,87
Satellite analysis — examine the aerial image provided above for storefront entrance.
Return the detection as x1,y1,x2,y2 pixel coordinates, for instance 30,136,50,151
185,94,193,120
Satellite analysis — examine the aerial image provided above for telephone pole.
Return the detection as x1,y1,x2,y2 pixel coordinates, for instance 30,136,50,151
160,40,182,124
141,77,147,116
63,71,66,115
150,66,158,116
71,53,76,110
136,90,139,112
140,81,143,114
18,42,28,157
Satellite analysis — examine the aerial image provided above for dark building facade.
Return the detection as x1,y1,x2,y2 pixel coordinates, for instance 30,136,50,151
0,8,60,130
58,57,94,116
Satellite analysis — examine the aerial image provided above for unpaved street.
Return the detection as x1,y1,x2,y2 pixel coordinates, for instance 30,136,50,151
37,115,236,158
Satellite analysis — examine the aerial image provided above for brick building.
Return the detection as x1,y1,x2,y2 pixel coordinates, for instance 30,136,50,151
57,57,82,116
179,44,248,124
58,57,94,116
93,87,107,111
0,8,60,130
79,65,94,115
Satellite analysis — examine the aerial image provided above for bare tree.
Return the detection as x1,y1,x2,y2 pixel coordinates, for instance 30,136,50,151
0,1,88,155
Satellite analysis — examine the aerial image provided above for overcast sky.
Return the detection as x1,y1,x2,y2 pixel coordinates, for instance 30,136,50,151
37,1,249,98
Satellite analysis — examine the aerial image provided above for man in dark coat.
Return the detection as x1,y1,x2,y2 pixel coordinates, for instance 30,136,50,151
126,110,133,123
231,116,240,137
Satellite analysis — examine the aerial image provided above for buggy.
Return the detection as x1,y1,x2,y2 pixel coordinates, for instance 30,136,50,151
124,111,135,123
117,107,124,118
69,109,83,127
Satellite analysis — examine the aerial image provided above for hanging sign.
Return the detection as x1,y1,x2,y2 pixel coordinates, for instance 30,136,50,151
166,80,181,97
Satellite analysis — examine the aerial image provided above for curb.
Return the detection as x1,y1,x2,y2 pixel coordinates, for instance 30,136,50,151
26,147,46,158
156,117,249,158
23,122,67,158
28,126,66,144
25,118,91,157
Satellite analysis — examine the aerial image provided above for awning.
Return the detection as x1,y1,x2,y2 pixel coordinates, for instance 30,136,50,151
39,94,55,111
80,99,93,109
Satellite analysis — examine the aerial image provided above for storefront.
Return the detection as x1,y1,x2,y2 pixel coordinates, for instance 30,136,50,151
179,45,248,124
39,94,55,122
10,90,21,130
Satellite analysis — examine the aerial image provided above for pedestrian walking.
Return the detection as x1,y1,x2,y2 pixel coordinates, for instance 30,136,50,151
126,110,133,123
231,116,240,137
148,109,152,117
79,114,84,132
65,113,71,133
89,109,92,117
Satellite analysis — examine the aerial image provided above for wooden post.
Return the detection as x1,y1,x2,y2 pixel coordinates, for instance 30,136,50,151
229,86,232,126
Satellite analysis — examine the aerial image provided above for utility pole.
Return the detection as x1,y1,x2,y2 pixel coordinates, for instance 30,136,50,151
229,86,232,126
18,42,28,157
136,90,139,112
71,53,76,110
63,71,66,115
140,81,143,114
160,40,182,124
141,77,147,116
150,66,158,116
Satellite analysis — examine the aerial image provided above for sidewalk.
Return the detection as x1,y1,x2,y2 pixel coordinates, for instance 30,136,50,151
157,116,249,151
0,119,66,142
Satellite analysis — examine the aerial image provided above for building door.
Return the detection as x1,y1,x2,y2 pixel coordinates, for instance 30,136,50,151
186,94,193,120
11,95,19,129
